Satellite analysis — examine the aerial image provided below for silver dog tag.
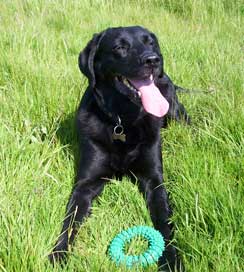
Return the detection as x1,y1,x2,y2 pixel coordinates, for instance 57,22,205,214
112,124,126,142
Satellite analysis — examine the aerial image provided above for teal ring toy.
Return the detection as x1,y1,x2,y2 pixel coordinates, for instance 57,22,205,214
108,226,165,268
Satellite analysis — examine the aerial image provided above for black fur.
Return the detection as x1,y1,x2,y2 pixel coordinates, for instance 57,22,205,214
49,26,189,271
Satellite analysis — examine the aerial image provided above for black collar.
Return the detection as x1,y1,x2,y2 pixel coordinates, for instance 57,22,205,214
93,87,142,125
93,87,143,143
93,87,120,125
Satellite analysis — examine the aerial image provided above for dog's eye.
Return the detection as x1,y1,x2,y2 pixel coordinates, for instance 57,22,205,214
142,35,154,46
113,45,127,51
146,39,154,46
112,45,128,57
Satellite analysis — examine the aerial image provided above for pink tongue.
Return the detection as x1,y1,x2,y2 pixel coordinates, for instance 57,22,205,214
129,77,169,117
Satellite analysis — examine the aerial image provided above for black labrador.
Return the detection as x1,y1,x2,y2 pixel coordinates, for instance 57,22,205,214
49,26,189,271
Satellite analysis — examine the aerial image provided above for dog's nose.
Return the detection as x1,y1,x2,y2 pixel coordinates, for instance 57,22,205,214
142,54,160,66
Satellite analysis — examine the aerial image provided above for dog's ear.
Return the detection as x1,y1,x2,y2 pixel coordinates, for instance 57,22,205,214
78,31,106,88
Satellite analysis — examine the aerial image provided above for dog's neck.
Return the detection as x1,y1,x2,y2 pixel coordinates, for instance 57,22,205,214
93,82,145,127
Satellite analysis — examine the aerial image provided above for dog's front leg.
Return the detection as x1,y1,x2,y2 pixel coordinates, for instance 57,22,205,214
49,178,106,263
136,173,183,272
49,143,111,264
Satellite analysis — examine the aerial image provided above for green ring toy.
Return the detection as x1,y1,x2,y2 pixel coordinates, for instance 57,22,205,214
108,226,165,268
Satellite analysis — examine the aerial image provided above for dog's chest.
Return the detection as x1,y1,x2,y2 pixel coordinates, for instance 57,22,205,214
109,142,141,173
109,122,146,145
108,123,152,173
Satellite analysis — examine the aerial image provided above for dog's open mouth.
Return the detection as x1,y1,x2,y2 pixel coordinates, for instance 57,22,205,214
116,75,169,117
116,76,139,93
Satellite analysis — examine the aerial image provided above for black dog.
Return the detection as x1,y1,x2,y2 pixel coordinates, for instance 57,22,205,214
49,26,189,271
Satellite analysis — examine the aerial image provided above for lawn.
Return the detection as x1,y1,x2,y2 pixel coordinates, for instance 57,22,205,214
0,0,243,271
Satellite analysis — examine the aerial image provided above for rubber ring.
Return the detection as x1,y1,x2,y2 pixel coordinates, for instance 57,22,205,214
108,226,165,268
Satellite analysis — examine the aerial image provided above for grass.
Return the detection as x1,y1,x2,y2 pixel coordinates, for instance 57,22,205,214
0,0,243,271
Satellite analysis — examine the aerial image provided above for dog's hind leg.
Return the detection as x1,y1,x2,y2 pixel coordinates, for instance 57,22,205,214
156,73,190,127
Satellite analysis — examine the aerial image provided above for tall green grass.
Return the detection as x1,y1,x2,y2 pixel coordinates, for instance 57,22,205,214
0,0,243,271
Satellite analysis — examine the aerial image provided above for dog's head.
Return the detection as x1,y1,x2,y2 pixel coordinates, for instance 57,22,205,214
79,26,163,86
79,26,169,117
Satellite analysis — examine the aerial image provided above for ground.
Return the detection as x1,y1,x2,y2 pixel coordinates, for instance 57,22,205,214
0,0,243,271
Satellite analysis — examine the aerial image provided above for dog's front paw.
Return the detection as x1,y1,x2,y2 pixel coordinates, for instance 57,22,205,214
158,245,184,272
48,249,67,266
